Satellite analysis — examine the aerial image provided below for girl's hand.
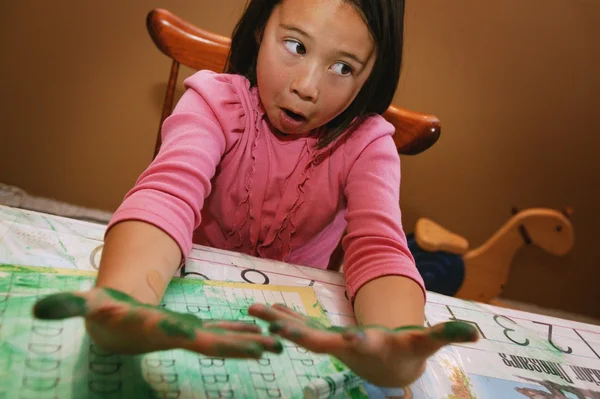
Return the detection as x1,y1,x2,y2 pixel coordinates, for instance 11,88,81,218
248,303,478,387
33,288,284,359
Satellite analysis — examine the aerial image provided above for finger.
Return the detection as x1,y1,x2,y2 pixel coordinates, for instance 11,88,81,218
248,303,314,328
270,303,306,320
210,342,267,359
33,292,88,320
191,332,284,357
409,321,479,357
202,320,263,334
248,303,296,323
429,321,479,344
217,331,284,354
268,320,348,354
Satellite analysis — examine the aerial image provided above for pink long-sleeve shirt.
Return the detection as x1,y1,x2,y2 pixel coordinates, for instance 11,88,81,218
108,70,425,301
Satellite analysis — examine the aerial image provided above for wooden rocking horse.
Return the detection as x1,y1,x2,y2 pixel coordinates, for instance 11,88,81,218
407,207,575,304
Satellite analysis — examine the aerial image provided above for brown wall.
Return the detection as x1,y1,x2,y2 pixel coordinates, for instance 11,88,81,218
1,1,599,318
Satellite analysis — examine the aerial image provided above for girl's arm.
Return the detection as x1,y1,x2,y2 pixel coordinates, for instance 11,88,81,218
94,220,182,305
95,71,245,304
340,130,426,315
249,126,478,387
353,275,425,327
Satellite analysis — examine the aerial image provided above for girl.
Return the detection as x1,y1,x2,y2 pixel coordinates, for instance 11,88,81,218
34,0,477,389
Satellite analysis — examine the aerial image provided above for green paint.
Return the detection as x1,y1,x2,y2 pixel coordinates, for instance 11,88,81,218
0,264,58,274
306,317,327,329
103,287,210,340
175,312,206,327
393,325,425,332
432,321,478,342
33,293,87,319
269,321,285,334
157,319,196,339
215,342,263,357
270,338,284,354
42,216,71,258
288,327,303,340
0,266,366,398
14,275,42,289
102,287,140,304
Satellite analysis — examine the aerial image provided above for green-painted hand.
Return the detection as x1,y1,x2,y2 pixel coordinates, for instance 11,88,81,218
248,303,479,387
33,288,283,359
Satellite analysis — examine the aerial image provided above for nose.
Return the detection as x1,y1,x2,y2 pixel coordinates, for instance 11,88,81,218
290,64,320,103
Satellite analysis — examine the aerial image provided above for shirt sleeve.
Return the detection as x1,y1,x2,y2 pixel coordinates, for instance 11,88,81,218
106,71,246,257
342,131,426,303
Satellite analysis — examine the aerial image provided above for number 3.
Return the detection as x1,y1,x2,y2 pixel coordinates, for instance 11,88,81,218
494,315,530,346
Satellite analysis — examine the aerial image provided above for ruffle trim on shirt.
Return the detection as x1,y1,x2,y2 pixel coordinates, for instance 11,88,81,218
225,86,265,253
257,134,332,261
270,145,319,259
225,131,258,251
226,84,335,260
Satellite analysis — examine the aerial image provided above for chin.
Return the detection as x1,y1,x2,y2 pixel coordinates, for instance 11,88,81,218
277,127,309,136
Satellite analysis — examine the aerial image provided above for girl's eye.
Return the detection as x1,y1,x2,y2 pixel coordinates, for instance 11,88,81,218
283,40,306,55
330,62,353,76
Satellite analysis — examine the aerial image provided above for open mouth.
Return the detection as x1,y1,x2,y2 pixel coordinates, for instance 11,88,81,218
282,108,306,122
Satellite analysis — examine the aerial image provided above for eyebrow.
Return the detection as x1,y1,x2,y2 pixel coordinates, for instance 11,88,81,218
280,24,311,39
280,24,366,67
338,51,366,67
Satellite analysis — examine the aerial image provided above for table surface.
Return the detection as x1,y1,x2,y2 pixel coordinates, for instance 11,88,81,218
2,205,600,398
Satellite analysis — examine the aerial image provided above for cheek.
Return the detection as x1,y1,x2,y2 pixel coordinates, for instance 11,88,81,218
321,84,358,113
257,46,287,97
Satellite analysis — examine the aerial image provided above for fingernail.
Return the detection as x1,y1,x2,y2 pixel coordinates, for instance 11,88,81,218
270,339,284,354
269,322,285,334
243,343,264,357
433,322,479,342
33,293,87,320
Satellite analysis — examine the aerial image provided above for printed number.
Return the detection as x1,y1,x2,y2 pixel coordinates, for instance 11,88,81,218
446,306,487,339
532,321,573,354
574,329,600,360
494,315,530,346
241,269,270,285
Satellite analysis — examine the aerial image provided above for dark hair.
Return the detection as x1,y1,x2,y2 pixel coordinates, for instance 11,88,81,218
226,0,405,148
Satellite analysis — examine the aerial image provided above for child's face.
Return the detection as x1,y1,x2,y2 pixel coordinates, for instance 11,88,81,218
256,0,376,136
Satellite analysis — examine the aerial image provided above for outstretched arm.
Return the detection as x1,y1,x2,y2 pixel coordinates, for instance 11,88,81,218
353,275,424,328
250,133,478,387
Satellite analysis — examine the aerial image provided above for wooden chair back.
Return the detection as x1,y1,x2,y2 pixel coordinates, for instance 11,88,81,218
147,8,441,158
